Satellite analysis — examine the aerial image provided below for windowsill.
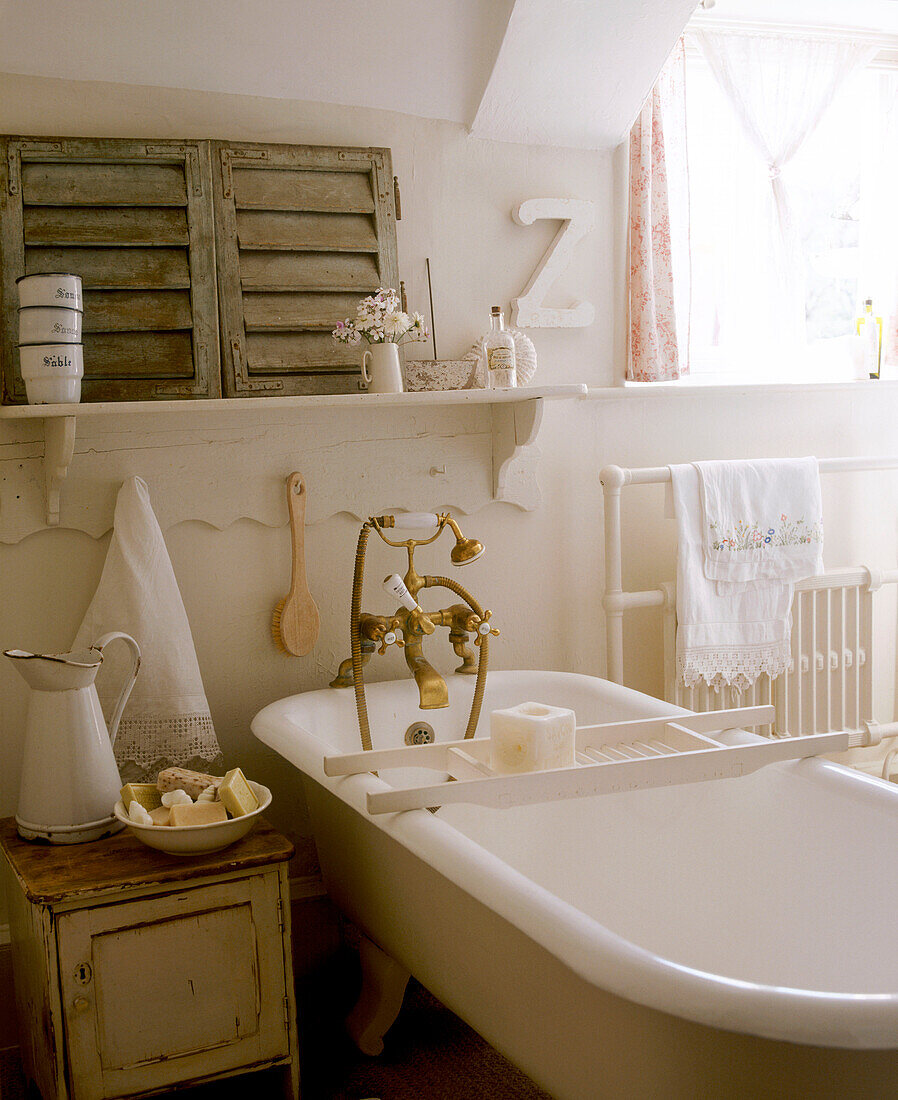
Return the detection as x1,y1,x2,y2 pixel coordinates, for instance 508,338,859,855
594,377,898,398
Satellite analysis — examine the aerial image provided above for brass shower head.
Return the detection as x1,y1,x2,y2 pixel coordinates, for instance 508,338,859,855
445,516,484,566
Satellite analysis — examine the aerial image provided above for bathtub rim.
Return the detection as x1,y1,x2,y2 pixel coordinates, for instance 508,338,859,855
251,669,898,1050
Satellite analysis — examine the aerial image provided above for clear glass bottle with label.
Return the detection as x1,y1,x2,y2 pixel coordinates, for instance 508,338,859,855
483,306,517,389
856,298,883,379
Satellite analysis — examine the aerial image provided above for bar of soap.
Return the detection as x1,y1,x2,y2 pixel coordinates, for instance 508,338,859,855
168,801,228,827
489,702,576,774
156,767,222,799
218,768,259,818
149,806,172,827
120,783,161,811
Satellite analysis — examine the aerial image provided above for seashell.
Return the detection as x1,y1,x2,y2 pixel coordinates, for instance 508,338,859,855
510,329,537,384
128,800,153,825
161,788,193,808
197,785,218,803
465,328,537,386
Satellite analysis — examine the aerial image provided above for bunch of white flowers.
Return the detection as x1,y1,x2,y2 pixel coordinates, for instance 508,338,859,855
332,288,430,346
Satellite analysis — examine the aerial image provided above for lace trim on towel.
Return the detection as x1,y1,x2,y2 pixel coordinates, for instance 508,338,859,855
678,640,791,694
114,713,225,783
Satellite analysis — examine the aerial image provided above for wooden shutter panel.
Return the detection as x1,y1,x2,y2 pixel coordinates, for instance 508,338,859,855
213,143,399,397
0,138,220,403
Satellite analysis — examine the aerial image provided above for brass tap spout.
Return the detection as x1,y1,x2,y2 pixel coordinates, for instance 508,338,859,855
395,607,448,708
404,643,449,709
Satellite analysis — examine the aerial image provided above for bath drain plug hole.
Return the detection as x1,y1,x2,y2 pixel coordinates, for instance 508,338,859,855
405,722,435,746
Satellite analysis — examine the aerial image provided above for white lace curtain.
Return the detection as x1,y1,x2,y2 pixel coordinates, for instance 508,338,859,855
862,69,898,371
694,31,876,359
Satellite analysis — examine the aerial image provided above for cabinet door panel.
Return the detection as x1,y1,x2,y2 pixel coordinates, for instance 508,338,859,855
58,874,290,1099
92,903,260,1068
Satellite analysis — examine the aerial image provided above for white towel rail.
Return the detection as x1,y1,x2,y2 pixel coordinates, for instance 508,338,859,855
599,457,898,748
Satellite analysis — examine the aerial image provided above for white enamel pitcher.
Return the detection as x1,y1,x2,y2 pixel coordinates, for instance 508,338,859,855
5,632,141,843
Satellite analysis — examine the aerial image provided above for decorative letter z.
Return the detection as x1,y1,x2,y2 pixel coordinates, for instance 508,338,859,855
511,198,596,328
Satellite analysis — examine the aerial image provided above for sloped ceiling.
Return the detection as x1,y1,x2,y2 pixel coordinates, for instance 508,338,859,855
0,0,695,149
471,0,698,150
0,0,515,125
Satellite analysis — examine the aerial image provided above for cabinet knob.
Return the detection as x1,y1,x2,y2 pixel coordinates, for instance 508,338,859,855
72,996,90,1014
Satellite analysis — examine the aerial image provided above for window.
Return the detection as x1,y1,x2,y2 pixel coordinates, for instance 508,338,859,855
672,23,898,384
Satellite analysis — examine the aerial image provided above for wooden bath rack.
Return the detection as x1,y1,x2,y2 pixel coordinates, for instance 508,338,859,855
323,705,850,814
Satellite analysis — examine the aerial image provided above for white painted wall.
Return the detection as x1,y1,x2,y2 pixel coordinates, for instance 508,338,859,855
2,69,898,935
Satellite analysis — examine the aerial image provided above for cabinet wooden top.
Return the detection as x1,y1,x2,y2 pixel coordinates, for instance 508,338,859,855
0,817,294,905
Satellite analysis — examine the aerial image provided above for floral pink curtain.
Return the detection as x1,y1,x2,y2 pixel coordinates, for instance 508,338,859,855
628,41,688,382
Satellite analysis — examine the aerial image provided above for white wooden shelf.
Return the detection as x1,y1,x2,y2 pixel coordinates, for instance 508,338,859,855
0,386,586,529
322,705,850,814
0,386,585,419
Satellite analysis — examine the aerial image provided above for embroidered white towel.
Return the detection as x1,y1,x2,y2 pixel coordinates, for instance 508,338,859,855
671,464,796,691
697,457,823,586
72,477,224,782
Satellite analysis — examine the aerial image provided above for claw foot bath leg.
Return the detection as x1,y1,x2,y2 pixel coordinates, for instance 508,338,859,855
346,930,410,1055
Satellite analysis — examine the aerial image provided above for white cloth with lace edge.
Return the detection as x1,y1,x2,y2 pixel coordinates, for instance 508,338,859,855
697,457,823,591
672,463,797,692
72,477,224,781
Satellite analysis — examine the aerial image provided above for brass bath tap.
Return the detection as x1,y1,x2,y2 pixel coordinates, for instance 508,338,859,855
330,512,499,752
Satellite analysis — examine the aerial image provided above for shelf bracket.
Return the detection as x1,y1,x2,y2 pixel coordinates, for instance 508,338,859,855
44,416,76,526
490,397,543,511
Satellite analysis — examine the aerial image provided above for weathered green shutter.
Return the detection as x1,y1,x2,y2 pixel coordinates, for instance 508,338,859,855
213,142,399,396
1,138,401,403
1,138,220,402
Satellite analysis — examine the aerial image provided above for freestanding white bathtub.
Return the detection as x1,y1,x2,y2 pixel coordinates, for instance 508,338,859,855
252,670,898,1099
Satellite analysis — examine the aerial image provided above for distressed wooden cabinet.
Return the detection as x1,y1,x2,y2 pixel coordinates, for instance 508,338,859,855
1,136,400,403
0,818,300,1099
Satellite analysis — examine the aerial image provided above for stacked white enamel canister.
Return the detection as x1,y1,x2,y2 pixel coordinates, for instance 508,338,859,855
16,273,84,403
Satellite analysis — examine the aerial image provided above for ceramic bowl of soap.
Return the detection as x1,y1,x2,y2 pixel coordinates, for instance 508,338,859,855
16,272,83,311
19,305,83,345
18,344,83,404
114,780,272,856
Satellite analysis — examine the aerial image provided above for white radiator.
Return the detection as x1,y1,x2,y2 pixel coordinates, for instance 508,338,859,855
600,460,898,755
662,567,888,748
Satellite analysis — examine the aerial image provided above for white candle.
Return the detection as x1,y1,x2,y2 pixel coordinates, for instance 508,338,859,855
489,701,576,774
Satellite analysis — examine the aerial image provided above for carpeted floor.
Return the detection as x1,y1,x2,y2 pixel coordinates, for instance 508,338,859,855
2,951,551,1099
0,1046,26,1100
295,951,552,1100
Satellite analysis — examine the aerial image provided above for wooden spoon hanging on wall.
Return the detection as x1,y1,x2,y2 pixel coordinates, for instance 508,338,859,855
271,472,320,656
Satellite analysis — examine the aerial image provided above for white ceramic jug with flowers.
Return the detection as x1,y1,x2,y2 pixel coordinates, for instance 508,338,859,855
361,343,404,393
333,287,430,394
